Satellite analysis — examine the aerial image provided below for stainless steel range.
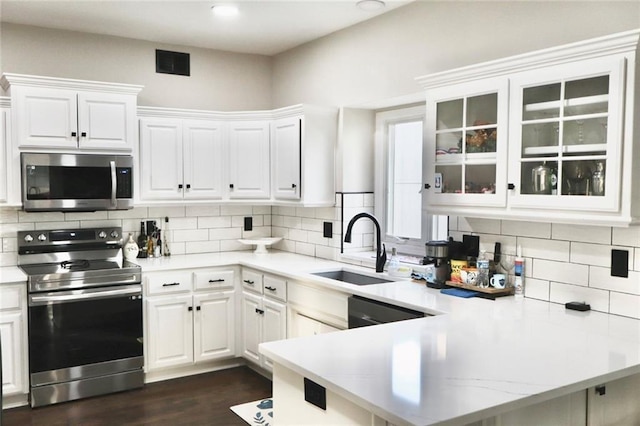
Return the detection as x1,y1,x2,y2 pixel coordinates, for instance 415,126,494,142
17,227,143,408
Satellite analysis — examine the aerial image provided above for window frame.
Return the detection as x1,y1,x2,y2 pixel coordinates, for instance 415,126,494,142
374,105,447,257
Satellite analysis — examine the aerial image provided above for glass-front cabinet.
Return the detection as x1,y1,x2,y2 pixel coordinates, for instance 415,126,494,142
424,78,509,208
508,57,624,212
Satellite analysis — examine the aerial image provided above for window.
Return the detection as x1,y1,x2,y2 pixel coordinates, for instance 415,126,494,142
375,105,447,256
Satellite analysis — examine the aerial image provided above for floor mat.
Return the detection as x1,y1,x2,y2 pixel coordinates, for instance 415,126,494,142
230,398,274,425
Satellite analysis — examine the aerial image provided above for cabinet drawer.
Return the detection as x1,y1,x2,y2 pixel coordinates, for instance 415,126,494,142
0,285,24,311
263,275,287,302
194,270,235,291
146,271,193,296
241,269,263,293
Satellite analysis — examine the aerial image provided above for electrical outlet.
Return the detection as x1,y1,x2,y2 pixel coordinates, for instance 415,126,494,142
611,249,628,278
244,217,253,231
304,377,326,410
323,222,333,238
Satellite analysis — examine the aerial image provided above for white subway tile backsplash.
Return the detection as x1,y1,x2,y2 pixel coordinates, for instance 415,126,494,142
609,292,640,319
364,193,374,207
65,211,109,221
198,216,231,228
295,241,315,257
549,282,610,313
108,208,148,219
186,205,220,216
273,206,296,216
283,216,302,229
169,217,199,230
308,230,330,246
571,243,630,268
523,278,550,301
295,207,316,219
519,237,570,262
209,227,242,240
174,229,209,242
242,227,271,239
502,220,551,238
589,266,640,295
186,240,220,254
288,228,308,243
316,245,339,261
36,221,80,230
0,251,18,267
551,224,611,244
148,206,186,218
0,209,18,223
252,206,271,215
315,207,339,221
220,205,253,216
532,259,588,286
19,211,65,223
301,218,321,232
79,219,122,228
343,193,364,208
612,227,640,247
2,237,17,253
220,240,249,252
457,217,501,234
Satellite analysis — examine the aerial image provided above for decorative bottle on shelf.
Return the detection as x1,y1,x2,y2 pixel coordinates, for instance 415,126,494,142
476,250,490,288
123,233,139,260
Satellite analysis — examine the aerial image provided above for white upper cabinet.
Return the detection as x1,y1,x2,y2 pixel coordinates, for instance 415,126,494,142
271,105,337,206
272,116,301,200
0,99,9,204
0,74,141,152
424,77,509,208
183,120,225,200
417,29,640,226
228,120,270,199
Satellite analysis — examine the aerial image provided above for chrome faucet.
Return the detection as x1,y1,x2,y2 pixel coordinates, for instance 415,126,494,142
344,212,387,273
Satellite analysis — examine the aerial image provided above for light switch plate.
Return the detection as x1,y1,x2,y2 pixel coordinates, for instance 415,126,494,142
611,249,628,278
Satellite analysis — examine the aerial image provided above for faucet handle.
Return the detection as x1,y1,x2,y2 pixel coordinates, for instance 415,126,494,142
376,243,387,273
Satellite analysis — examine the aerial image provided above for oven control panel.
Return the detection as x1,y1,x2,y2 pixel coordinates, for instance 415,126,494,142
18,227,123,252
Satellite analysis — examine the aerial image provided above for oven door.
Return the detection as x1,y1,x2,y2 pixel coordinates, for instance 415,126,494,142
28,284,143,387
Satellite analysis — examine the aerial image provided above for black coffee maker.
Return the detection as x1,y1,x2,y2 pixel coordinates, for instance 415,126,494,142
425,238,467,288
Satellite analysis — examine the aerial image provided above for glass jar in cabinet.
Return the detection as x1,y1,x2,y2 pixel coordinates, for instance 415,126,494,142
424,78,509,209
507,57,624,212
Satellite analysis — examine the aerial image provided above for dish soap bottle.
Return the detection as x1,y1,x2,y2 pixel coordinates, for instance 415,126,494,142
388,247,400,276
477,250,490,288
123,233,139,260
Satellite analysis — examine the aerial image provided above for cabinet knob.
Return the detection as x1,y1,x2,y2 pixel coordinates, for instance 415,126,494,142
196,306,201,311
424,183,431,189
255,308,265,315
595,385,606,396
81,132,87,137
188,306,193,312
186,184,191,189
178,184,183,189
291,183,297,189
229,184,234,189
71,131,77,137
508,183,516,190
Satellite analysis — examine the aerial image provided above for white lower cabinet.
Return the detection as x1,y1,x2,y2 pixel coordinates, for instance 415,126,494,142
291,311,341,338
1,283,28,400
145,269,236,372
240,269,287,371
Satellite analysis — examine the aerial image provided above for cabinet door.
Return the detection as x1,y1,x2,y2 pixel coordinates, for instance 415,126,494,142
424,77,509,208
139,118,184,200
183,120,225,200
193,291,235,363
508,57,624,212
228,121,270,199
587,373,640,426
262,297,287,371
272,116,301,200
146,295,193,371
13,86,78,148
0,311,25,396
241,291,262,364
77,92,135,151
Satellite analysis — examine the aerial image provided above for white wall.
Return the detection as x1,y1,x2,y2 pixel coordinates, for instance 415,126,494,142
272,1,640,108
0,23,273,111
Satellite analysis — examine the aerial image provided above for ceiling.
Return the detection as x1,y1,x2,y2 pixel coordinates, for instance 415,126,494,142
0,0,412,56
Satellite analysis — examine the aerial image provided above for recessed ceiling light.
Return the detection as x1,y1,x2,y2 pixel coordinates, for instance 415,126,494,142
211,4,239,17
356,0,386,11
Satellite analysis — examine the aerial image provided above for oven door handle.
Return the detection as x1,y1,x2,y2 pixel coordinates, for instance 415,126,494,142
110,160,117,208
29,285,141,306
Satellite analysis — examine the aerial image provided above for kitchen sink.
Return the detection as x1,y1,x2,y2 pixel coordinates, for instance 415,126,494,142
311,270,394,286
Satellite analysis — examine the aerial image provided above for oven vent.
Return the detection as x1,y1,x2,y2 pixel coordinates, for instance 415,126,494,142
156,49,190,76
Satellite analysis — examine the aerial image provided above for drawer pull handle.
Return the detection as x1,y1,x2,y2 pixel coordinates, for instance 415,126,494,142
188,306,193,311
162,282,180,287
265,286,276,291
209,279,225,283
196,306,201,311
244,280,255,285
255,308,264,315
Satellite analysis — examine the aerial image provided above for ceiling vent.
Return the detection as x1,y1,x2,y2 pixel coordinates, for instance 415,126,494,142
156,49,190,76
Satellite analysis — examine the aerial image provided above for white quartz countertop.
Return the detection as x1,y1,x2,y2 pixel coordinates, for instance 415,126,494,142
261,292,640,426
5,250,640,426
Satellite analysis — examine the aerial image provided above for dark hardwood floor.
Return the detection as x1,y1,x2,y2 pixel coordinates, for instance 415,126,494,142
2,367,272,426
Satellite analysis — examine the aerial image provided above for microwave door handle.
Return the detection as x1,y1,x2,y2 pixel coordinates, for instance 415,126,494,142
110,160,117,208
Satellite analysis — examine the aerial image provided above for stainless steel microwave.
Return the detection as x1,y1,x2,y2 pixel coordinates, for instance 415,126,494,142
21,153,134,212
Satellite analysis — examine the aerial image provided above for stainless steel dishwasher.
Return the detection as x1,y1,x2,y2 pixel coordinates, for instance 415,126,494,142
348,295,426,328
